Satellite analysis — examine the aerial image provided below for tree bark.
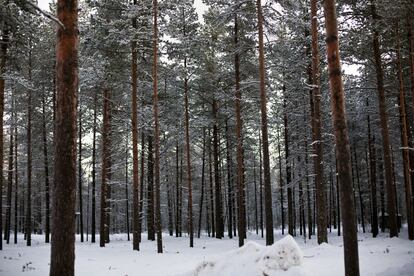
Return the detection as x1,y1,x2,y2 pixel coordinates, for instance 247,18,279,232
152,0,163,253
13,108,18,244
198,129,207,238
395,21,414,240
42,92,50,243
370,1,398,237
131,0,140,250
78,96,84,242
323,0,360,274
184,66,194,247
5,123,13,243
367,100,378,237
25,38,33,247
213,100,224,239
91,90,97,243
50,0,78,273
234,14,246,245
310,0,328,244
353,147,365,233
148,135,155,241
257,0,274,245
284,96,293,237
0,6,9,252
225,122,233,239
100,88,111,247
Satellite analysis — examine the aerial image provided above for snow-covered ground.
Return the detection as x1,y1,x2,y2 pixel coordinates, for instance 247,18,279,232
1,229,413,275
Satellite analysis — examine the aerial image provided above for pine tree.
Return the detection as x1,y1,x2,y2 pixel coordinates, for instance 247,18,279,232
323,0,360,274
50,0,78,274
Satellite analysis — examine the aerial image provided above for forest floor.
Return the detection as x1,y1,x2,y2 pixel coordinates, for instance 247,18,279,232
1,229,413,275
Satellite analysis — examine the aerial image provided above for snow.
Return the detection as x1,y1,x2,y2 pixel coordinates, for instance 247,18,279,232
188,236,304,276
1,230,414,276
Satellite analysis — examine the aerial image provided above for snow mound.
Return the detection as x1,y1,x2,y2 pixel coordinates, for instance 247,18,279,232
188,235,307,276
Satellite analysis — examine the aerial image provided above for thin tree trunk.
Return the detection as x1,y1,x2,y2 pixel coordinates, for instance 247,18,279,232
147,136,155,241
125,135,130,241
277,133,284,236
198,129,207,238
100,88,111,247
367,99,378,237
213,100,224,239
167,165,174,237
370,0,398,237
184,67,194,247
354,146,366,233
175,143,180,237
234,14,246,246
225,122,233,239
152,0,162,253
395,21,414,240
284,97,293,236
260,134,264,238
78,96,84,242
305,138,312,239
131,0,140,250
50,0,78,273
323,1,360,274
310,0,328,244
91,90,97,243
257,0,274,245
42,92,50,243
139,132,145,243
0,7,9,251
408,16,414,124
208,131,215,237
26,42,32,247
14,106,18,244
5,124,13,243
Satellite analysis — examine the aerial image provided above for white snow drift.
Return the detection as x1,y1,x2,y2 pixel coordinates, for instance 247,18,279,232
189,235,307,276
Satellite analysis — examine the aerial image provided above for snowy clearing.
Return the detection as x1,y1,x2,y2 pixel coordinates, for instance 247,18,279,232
1,230,413,276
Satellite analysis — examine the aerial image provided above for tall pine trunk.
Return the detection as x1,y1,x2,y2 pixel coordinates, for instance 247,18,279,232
323,0,360,274
213,100,224,239
257,0,273,245
26,41,32,247
234,14,246,246
370,1,398,237
91,90,97,243
100,88,111,247
42,92,50,243
184,69,194,247
152,0,163,253
131,0,140,251
395,21,414,240
5,123,13,243
310,0,327,244
50,0,78,273
0,8,9,252
78,97,84,242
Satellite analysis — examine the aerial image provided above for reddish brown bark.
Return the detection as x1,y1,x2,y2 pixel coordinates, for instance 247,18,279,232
395,21,414,240
50,0,78,274
323,0,360,275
